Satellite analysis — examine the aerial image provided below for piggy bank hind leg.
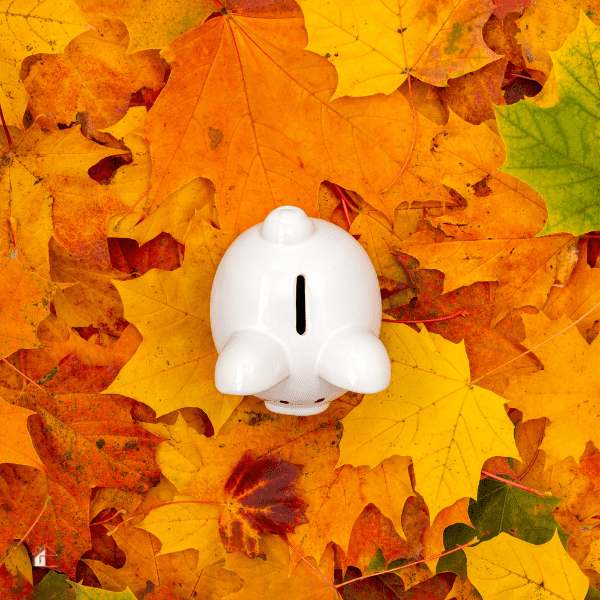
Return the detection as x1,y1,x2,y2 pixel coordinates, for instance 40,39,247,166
316,325,391,394
215,329,290,396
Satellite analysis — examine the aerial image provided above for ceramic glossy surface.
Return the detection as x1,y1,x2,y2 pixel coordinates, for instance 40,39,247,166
210,205,391,416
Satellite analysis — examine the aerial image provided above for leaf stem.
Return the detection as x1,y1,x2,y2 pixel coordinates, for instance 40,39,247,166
112,185,151,232
382,310,468,324
481,470,551,496
335,535,480,589
0,356,47,392
279,535,341,598
333,183,358,230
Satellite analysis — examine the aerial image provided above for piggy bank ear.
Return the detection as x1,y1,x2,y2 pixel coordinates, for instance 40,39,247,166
215,330,290,396
316,326,391,394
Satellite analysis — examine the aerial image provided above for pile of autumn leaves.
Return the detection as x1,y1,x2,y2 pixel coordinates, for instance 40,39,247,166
3,0,600,598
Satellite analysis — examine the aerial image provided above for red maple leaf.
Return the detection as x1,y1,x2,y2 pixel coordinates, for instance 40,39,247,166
219,451,308,558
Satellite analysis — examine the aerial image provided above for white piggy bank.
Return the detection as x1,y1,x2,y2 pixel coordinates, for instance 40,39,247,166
210,205,391,416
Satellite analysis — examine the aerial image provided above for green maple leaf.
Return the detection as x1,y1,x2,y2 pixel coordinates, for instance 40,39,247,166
493,9,600,237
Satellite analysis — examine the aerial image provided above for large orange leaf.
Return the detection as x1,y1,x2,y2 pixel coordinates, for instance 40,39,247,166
0,390,163,578
394,230,577,326
140,0,450,236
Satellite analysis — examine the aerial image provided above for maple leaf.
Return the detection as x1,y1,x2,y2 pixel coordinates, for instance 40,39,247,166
0,0,89,129
464,530,589,598
140,0,450,236
102,212,241,433
296,0,503,99
142,397,414,571
78,0,216,54
0,122,128,273
495,10,600,236
424,110,548,239
503,311,600,466
337,316,520,523
221,533,338,600
0,256,62,357
0,389,163,578
23,17,168,134
395,229,577,326
219,451,308,558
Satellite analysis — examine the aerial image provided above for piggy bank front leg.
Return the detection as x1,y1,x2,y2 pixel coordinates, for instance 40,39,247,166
316,326,391,394
214,329,290,396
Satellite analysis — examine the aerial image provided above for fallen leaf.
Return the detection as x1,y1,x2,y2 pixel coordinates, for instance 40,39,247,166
464,530,589,599
141,0,450,235
337,316,520,524
495,10,600,236
219,451,308,558
296,0,502,98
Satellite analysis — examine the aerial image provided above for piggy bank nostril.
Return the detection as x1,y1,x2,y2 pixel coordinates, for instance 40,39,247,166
314,398,325,403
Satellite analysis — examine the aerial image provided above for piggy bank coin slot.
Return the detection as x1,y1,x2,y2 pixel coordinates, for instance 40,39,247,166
296,275,306,335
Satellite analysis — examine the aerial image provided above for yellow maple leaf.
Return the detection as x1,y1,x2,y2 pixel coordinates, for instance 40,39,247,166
222,533,338,600
102,212,240,433
296,0,503,99
503,311,600,466
337,317,520,523
0,122,128,275
0,256,62,357
464,529,589,599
